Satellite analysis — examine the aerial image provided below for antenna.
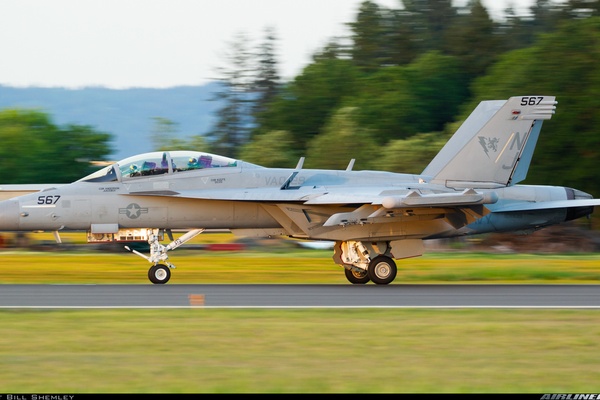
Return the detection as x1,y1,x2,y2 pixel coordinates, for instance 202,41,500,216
346,159,355,171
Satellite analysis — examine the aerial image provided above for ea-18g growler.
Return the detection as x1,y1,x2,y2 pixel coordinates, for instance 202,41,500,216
1,95,598,284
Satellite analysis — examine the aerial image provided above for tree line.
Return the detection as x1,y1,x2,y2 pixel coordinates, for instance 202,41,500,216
208,0,600,198
1,0,599,201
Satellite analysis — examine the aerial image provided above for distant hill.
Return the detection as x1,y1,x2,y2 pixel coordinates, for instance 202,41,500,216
0,84,222,160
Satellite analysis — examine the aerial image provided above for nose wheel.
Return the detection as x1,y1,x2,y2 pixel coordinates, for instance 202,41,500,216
148,264,171,284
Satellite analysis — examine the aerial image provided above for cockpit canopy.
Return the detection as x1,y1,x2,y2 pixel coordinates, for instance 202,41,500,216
79,151,245,183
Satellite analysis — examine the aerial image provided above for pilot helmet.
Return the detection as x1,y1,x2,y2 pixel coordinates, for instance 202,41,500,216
130,164,138,171
189,158,197,164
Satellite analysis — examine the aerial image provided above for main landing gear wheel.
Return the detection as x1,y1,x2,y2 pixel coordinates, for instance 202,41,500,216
344,268,370,284
368,255,397,285
148,264,171,284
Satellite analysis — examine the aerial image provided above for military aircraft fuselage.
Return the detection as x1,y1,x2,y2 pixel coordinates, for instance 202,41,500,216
0,163,590,242
0,164,394,231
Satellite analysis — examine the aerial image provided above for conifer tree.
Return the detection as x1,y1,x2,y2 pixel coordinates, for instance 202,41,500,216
207,31,254,158
252,26,281,128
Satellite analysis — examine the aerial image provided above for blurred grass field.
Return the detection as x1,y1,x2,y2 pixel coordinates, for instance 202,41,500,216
1,231,600,393
3,250,600,284
3,230,600,284
1,309,599,393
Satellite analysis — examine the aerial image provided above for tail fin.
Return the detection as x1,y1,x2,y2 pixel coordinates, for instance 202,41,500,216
422,96,557,189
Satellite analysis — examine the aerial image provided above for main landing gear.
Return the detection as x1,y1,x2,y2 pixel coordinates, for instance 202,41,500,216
334,241,398,285
125,228,205,284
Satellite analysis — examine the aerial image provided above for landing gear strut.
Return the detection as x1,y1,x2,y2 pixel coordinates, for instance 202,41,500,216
334,240,398,285
125,228,205,284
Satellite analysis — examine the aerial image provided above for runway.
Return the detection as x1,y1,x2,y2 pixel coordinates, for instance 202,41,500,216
0,284,599,308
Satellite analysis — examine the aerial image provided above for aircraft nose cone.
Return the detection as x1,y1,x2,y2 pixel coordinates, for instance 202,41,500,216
0,199,20,230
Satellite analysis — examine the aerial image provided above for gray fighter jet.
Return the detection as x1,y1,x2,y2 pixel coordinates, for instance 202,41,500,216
1,95,599,284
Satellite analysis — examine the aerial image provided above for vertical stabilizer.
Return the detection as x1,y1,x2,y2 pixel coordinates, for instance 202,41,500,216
422,96,557,189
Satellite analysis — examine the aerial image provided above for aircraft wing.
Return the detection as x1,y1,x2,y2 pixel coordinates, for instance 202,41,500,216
126,186,499,231
127,186,329,202
128,187,498,208
305,188,498,207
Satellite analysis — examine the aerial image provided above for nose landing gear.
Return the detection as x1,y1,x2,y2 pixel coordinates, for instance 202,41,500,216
125,228,205,284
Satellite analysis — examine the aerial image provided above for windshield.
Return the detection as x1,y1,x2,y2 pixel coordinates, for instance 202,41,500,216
77,164,118,182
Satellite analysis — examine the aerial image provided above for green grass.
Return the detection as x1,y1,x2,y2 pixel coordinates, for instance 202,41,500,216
2,237,600,393
1,309,600,393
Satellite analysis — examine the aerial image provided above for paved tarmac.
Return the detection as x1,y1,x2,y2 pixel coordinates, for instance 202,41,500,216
0,284,599,308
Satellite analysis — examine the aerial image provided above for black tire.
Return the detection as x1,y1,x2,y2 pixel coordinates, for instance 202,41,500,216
148,264,171,284
344,268,370,284
367,256,397,285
